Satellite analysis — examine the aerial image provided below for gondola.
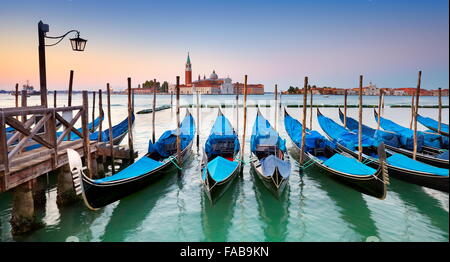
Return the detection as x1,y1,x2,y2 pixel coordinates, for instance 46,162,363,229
201,109,241,204
68,110,195,210
249,109,290,198
339,109,448,168
374,109,448,151
284,109,388,199
318,109,449,192
416,114,449,137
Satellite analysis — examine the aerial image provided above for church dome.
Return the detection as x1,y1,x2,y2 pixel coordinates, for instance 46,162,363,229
210,70,218,80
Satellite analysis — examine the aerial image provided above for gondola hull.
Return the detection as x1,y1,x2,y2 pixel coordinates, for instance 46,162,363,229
78,142,193,209
384,143,448,168
287,135,387,199
250,154,289,199
338,109,448,168
202,162,241,204
335,143,449,193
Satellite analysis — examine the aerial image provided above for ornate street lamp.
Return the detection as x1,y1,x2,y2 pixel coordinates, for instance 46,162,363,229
38,20,87,106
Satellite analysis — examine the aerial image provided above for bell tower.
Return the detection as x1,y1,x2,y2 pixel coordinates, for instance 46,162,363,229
185,52,192,86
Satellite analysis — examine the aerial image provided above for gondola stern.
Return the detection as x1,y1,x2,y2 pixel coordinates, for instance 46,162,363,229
67,149,100,211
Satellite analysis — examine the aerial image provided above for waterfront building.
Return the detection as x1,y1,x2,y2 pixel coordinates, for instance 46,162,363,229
169,53,264,95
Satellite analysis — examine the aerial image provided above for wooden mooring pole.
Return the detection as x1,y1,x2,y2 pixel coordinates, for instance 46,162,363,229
409,93,415,129
127,77,134,163
343,89,348,128
68,70,74,107
152,79,157,143
196,90,200,152
299,77,308,167
53,91,57,108
107,83,115,174
274,84,278,131
438,87,442,133
240,75,248,172
176,76,181,166
235,87,239,137
91,91,96,132
377,89,382,130
413,71,421,160
358,75,363,162
81,91,92,177
309,85,313,130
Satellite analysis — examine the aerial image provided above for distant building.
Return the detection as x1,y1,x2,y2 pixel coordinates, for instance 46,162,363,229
168,53,264,94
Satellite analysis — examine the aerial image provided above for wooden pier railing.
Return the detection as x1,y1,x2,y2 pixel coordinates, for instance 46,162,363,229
0,92,92,192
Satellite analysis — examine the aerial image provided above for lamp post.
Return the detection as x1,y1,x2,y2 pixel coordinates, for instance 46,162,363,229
38,20,87,107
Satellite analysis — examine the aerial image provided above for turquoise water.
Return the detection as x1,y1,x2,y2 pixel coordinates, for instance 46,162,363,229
0,93,448,242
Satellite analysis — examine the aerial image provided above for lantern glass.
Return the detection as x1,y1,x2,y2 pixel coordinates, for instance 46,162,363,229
70,37,87,51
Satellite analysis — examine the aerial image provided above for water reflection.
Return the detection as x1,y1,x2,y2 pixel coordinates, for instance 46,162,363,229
306,166,379,241
201,173,240,242
251,168,290,242
389,178,449,237
101,166,180,241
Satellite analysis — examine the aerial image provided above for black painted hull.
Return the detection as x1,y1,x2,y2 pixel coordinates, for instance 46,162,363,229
79,142,193,209
385,144,448,168
250,156,289,199
202,160,241,205
337,144,449,193
288,139,387,199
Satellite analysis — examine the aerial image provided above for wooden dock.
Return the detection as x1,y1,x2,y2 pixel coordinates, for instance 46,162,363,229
0,87,136,235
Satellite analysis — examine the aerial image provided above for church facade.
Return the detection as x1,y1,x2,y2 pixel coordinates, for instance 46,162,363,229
169,54,264,95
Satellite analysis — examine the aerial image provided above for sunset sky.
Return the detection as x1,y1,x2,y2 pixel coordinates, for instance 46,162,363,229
0,0,448,92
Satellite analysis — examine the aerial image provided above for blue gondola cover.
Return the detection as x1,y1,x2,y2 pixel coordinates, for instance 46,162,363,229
260,155,291,178
148,111,195,157
386,154,449,176
250,112,286,153
417,114,449,135
339,110,401,147
318,112,378,150
284,111,336,152
323,153,377,176
205,113,240,158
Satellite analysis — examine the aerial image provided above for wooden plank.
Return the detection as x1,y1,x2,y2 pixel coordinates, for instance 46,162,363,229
48,109,58,168
6,115,53,149
6,116,36,146
1,106,83,117
7,114,53,160
55,110,83,145
4,142,96,192
0,112,9,180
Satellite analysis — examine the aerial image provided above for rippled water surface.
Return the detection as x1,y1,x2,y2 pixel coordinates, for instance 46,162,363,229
0,93,448,242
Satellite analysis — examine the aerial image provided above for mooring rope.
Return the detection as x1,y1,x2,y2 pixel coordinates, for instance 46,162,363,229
168,156,183,170
300,158,315,170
